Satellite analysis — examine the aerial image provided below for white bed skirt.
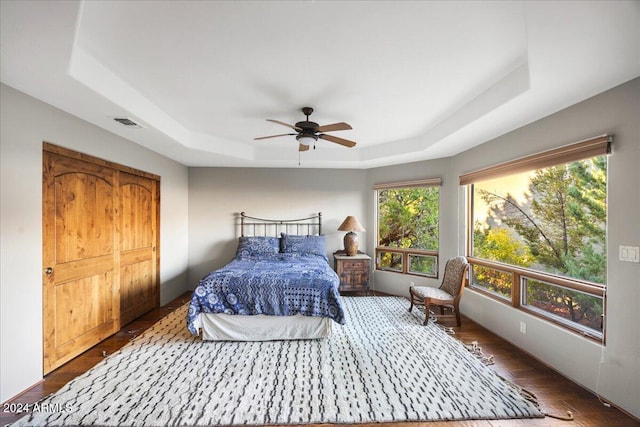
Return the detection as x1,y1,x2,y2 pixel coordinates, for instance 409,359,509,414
193,313,333,341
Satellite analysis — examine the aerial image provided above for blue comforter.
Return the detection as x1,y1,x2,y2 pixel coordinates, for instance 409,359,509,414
187,253,345,335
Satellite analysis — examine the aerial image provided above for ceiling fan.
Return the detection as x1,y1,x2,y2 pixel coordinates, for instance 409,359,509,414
254,107,357,152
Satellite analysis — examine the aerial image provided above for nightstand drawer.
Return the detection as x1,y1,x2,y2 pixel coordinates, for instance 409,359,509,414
342,260,367,270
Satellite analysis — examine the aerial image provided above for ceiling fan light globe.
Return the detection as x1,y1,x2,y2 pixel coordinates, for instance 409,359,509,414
297,135,317,146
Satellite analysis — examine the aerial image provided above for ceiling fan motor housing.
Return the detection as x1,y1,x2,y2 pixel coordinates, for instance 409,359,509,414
295,121,319,131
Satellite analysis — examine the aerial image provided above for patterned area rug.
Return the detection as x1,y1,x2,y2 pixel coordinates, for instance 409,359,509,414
14,297,543,426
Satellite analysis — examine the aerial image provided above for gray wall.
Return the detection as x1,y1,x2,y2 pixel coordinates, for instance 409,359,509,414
187,167,368,286
454,78,640,418
0,84,190,402
369,78,640,418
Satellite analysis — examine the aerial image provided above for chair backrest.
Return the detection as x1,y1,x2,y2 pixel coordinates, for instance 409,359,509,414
439,256,469,297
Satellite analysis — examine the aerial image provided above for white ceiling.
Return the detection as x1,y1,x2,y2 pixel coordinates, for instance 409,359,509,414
2,1,639,168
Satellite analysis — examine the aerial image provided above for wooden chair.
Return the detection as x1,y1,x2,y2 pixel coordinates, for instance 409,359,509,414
408,256,469,326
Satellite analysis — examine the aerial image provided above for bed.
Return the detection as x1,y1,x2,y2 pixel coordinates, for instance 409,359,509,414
187,212,345,341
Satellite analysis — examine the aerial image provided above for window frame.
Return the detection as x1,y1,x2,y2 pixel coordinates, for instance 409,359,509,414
466,255,605,340
461,135,611,342
374,179,441,279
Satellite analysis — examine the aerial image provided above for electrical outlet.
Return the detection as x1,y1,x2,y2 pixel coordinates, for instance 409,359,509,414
410,281,415,286
519,321,527,334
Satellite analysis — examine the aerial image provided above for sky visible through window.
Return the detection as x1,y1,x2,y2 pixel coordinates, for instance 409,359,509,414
473,171,533,224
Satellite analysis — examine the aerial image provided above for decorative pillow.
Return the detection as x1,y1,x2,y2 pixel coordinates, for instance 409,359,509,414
236,236,280,258
280,233,327,260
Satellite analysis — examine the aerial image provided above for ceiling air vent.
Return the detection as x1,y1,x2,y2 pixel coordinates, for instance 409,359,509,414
113,117,143,128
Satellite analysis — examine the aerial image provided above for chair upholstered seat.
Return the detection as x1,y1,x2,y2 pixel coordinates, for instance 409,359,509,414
408,256,469,326
410,286,453,301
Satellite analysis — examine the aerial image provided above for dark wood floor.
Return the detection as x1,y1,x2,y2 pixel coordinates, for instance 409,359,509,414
2,292,638,427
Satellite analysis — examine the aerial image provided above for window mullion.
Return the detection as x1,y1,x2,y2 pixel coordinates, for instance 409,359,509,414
403,252,408,274
513,271,521,307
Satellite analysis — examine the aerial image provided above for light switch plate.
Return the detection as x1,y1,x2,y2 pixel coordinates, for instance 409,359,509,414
619,245,640,263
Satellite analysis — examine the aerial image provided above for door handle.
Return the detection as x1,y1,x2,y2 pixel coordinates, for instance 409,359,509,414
44,267,53,275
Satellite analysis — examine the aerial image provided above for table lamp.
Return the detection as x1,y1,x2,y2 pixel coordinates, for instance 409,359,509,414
337,216,365,256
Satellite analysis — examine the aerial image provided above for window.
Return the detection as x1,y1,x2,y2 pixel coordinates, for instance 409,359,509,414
375,179,440,278
461,135,611,339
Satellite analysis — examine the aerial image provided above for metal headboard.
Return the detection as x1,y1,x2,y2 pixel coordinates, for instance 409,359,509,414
240,212,322,237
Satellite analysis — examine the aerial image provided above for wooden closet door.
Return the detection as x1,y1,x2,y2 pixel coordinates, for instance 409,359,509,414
118,172,159,326
43,151,119,373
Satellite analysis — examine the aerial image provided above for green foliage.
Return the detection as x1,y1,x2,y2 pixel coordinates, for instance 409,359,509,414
526,279,603,331
477,157,606,283
471,264,513,299
473,226,533,267
409,254,437,276
472,156,607,331
472,226,532,297
378,250,403,271
377,187,439,250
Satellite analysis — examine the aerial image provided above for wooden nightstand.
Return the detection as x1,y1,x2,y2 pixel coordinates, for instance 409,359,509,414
333,252,371,294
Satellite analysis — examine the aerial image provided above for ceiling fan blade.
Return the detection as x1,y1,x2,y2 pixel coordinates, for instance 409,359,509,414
266,119,301,131
254,133,296,140
319,134,357,148
316,122,352,132
299,143,310,152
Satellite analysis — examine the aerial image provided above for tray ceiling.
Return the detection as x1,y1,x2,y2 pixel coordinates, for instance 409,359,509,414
1,1,639,168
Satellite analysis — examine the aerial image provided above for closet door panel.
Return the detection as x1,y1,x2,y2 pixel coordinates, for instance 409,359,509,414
54,173,114,262
54,271,115,346
118,172,158,326
43,152,118,373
